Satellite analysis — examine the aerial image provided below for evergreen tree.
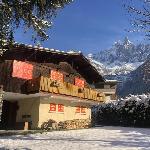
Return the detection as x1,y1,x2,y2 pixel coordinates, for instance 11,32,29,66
0,0,73,52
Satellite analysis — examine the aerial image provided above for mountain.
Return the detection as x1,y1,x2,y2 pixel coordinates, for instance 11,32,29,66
87,37,150,76
88,55,142,76
87,37,150,97
119,57,150,97
93,37,150,65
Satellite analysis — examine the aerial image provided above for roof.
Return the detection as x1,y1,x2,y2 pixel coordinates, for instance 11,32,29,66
106,80,121,84
2,43,105,84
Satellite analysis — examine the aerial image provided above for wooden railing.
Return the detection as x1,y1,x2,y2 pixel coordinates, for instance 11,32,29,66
97,88,116,94
26,76,105,102
39,76,105,102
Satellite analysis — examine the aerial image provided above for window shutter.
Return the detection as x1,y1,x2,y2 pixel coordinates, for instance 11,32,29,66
12,60,33,80
81,107,86,113
51,70,64,82
76,106,81,113
50,103,56,112
58,104,64,112
75,78,85,88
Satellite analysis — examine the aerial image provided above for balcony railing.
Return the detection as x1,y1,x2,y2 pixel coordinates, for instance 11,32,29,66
26,76,105,102
97,88,116,94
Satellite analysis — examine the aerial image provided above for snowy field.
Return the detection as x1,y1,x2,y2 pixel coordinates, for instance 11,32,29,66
0,126,150,150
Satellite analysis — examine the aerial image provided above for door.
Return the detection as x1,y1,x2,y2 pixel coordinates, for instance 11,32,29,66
1,100,18,129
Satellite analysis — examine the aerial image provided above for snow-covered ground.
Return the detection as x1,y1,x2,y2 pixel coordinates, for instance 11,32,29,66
0,126,150,150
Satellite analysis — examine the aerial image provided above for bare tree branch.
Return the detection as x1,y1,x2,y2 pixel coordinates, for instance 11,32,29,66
124,0,150,38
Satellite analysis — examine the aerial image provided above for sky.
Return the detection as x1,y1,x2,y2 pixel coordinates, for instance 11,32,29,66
14,0,147,55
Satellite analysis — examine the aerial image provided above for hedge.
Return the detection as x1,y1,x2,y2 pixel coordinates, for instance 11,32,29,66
93,94,150,127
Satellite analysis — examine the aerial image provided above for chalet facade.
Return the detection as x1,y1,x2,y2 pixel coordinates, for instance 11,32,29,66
0,44,117,130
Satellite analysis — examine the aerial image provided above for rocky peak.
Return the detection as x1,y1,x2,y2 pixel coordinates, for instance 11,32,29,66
123,37,132,46
87,37,150,76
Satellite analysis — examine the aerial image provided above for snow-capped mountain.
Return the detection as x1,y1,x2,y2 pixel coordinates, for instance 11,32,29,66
93,37,150,65
119,57,150,97
87,37,150,76
87,37,150,97
88,54,143,76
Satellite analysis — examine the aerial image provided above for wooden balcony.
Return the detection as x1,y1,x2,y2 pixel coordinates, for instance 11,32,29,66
97,88,116,94
26,76,105,102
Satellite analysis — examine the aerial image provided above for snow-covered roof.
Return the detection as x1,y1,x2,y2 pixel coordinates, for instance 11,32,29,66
105,80,118,85
2,42,105,83
8,42,81,56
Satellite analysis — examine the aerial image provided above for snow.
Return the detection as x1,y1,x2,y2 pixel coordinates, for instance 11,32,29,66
106,80,118,82
88,57,143,76
87,37,150,76
87,53,93,58
67,50,78,54
0,126,150,150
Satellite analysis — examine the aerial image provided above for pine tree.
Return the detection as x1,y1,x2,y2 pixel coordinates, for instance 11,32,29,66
0,0,73,52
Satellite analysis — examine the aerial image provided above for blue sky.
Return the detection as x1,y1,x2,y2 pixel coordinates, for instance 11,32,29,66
14,0,146,55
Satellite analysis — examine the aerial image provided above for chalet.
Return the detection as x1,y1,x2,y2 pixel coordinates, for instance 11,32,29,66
0,43,117,130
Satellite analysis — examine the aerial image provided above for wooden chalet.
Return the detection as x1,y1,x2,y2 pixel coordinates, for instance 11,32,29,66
0,43,116,129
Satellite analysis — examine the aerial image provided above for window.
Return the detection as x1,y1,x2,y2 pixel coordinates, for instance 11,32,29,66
49,103,64,113
58,104,64,112
81,107,86,113
76,106,81,113
50,103,56,112
76,106,86,114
